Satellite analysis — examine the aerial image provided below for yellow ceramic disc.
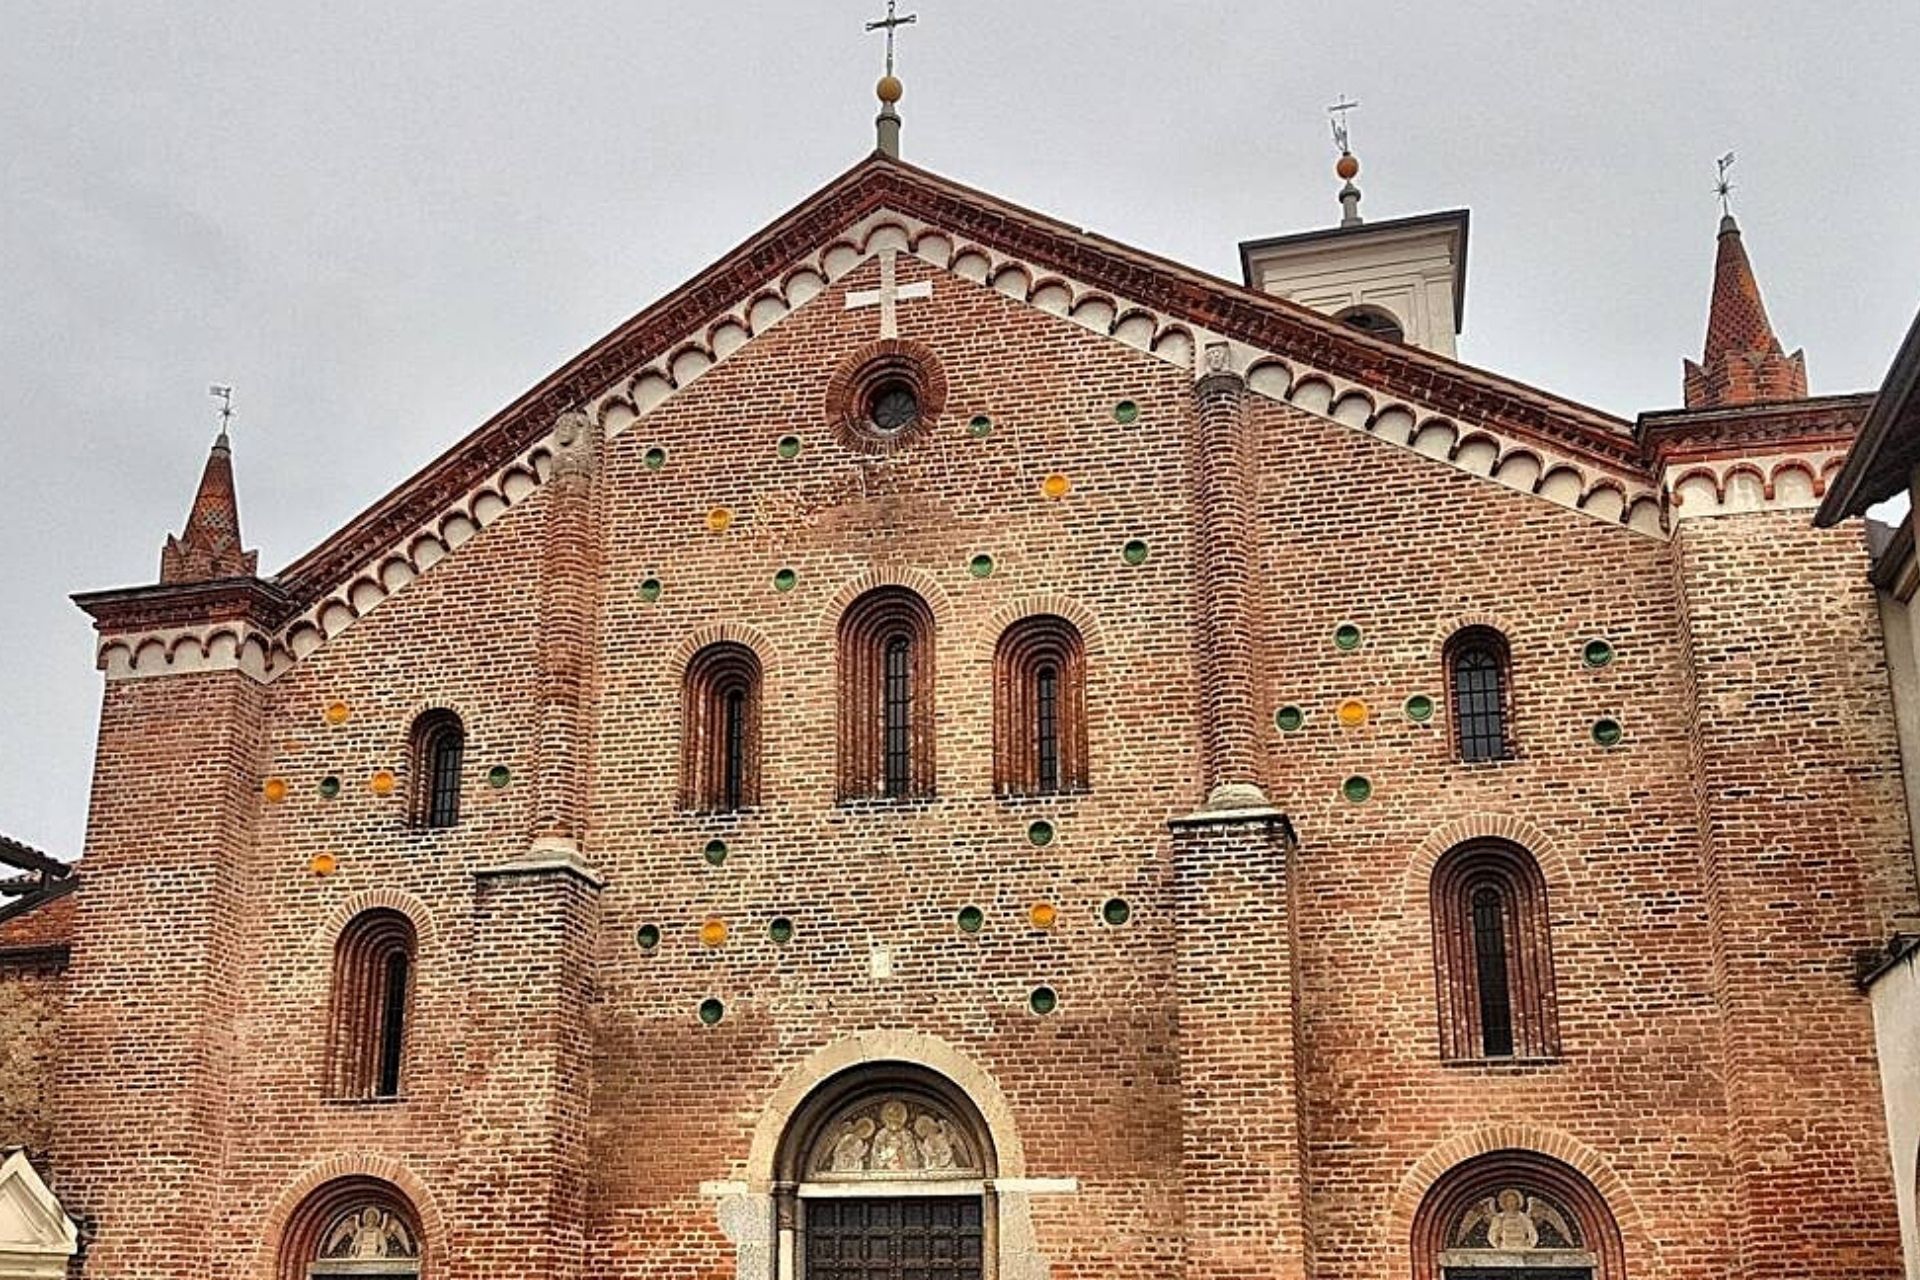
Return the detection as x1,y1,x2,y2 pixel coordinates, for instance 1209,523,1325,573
1337,699,1369,728
1028,902,1058,930
309,853,338,876
706,507,734,532
323,701,350,725
700,918,729,948
1041,473,1071,499
262,777,289,803
369,770,396,797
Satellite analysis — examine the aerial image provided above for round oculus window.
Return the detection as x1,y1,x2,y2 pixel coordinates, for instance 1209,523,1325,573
868,382,919,434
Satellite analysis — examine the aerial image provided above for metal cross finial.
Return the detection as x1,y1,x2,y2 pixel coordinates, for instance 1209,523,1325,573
1328,96,1360,154
1715,151,1736,217
866,0,917,78
209,383,234,436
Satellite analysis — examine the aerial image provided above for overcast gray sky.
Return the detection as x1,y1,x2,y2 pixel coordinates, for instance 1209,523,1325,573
3,1,1916,858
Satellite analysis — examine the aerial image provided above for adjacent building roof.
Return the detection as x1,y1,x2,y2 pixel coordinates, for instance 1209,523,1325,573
1816,306,1920,525
0,835,75,932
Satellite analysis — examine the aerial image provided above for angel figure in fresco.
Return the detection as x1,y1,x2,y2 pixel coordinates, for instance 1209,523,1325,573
914,1114,957,1170
321,1207,402,1260
1485,1189,1541,1250
870,1100,923,1172
828,1116,876,1173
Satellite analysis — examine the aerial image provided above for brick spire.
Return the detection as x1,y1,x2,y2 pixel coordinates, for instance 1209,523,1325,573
159,430,258,584
1683,213,1808,409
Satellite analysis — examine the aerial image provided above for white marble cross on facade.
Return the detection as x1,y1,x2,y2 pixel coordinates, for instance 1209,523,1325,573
845,251,932,339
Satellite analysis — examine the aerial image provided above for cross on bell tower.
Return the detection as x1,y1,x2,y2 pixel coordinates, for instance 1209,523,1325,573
866,0,917,158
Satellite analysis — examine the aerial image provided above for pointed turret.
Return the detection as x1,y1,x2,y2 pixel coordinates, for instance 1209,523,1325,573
159,428,258,584
1683,213,1808,409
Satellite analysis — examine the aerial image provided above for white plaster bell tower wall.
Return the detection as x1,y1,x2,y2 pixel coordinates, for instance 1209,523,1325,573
1238,209,1470,359
0,1151,78,1280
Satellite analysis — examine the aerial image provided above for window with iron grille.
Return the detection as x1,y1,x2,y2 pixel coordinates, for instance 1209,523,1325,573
407,710,464,829
327,908,417,1099
1035,664,1060,792
1470,884,1515,1057
1446,628,1513,762
883,634,914,798
1430,839,1559,1061
992,615,1088,796
681,642,763,812
837,587,936,800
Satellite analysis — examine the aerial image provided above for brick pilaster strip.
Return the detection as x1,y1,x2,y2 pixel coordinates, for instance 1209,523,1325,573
1189,363,1270,809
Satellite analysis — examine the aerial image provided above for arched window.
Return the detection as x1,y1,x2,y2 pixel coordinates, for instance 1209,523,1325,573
1432,841,1558,1061
1335,304,1405,344
682,642,763,812
839,587,936,800
993,615,1088,795
327,910,417,1100
278,1177,424,1279
1411,1150,1624,1279
776,1064,997,1280
408,710,465,828
1445,627,1513,762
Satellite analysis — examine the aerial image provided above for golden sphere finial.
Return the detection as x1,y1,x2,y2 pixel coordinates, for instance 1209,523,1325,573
1336,152,1360,181
877,74,904,104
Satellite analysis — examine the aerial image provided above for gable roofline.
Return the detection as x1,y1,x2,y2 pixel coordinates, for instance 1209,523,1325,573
94,154,1643,625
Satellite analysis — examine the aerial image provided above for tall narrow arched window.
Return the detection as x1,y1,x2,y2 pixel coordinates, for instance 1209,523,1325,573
1431,840,1558,1061
993,615,1088,796
327,909,417,1100
838,587,936,800
1445,627,1513,762
682,642,764,812
408,710,465,828
1470,885,1515,1058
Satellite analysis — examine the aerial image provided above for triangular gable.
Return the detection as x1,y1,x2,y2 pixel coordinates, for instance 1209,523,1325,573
88,153,1669,683
274,154,1648,595
0,1150,79,1277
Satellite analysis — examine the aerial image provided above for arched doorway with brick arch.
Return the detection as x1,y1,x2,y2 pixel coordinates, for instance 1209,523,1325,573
273,1175,429,1280
1411,1149,1626,1279
775,1062,999,1280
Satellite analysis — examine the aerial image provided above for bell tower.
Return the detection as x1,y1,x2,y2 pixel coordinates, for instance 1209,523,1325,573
1238,103,1469,358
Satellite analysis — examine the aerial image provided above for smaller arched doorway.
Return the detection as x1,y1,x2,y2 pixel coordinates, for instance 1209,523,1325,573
277,1177,424,1280
1411,1150,1625,1280
776,1064,998,1280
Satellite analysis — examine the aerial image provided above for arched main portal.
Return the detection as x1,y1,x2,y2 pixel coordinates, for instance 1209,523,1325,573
776,1063,998,1280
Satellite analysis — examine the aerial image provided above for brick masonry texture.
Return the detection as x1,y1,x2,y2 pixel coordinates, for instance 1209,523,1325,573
7,221,1916,1280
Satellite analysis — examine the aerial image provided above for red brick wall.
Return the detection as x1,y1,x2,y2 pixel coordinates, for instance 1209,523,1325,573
54,669,263,1274
1248,392,1738,1277
1670,511,1911,1277
32,249,1915,1279
1,892,73,1158
0,958,64,1156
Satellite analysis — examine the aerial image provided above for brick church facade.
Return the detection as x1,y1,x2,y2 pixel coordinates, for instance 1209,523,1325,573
2,129,1915,1279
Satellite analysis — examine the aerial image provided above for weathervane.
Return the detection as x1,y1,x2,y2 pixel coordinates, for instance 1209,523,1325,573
866,0,916,79
1328,97,1364,227
1328,96,1360,156
209,384,234,439
1715,151,1736,217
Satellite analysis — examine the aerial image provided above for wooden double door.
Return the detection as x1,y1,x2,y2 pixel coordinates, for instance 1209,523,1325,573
803,1197,983,1280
